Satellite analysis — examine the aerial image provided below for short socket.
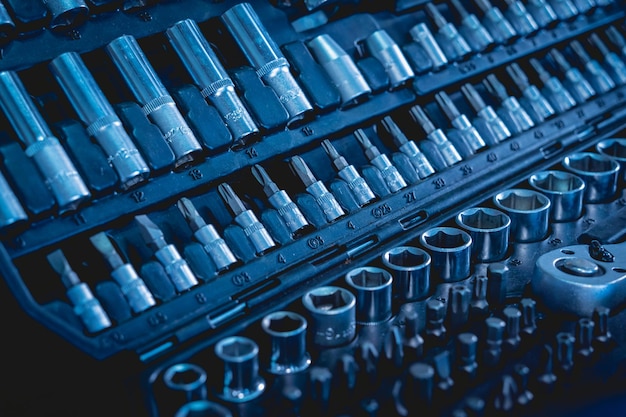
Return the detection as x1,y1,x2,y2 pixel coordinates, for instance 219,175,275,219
493,189,550,243
420,227,472,282
381,246,431,301
563,152,620,203
302,286,356,347
214,336,265,402
261,311,311,374
163,363,208,403
596,139,626,181
365,29,415,88
345,266,393,325
174,400,233,417
456,207,511,262
529,170,585,222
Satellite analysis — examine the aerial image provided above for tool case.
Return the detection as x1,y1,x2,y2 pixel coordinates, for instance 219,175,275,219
1,0,626,415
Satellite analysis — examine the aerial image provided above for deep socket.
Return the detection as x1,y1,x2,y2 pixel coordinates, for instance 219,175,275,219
529,170,585,221
562,152,620,203
365,29,414,88
261,311,311,374
301,286,356,347
163,363,208,403
420,227,472,283
345,266,393,324
493,189,551,242
0,170,27,230
456,207,511,262
214,336,265,402
42,0,89,30
381,246,431,301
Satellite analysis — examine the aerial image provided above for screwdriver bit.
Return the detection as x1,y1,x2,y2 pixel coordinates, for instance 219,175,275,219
435,91,486,154
135,214,198,292
321,140,376,207
589,33,626,85
593,306,613,349
0,170,27,230
450,0,495,52
354,129,407,193
492,374,518,412
571,0,596,14
383,326,405,370
90,232,156,314
461,83,511,145
222,3,312,123
365,29,415,88
381,116,435,179
402,308,425,360
456,333,479,381
409,105,462,168
483,74,535,134
470,274,489,317
606,25,626,58
426,298,447,345
484,317,505,367
549,0,579,21
42,0,89,30
474,0,518,44
251,164,310,236
575,317,595,359
569,39,616,94
548,48,596,104
502,0,539,36
433,350,454,392
529,58,577,113
289,155,345,223
447,284,471,331
487,262,509,307
506,63,555,123
555,332,575,375
525,0,559,28
0,70,91,212
217,183,276,255
424,3,472,61
536,345,558,392
403,362,435,411
503,306,522,351
47,249,112,333
176,198,237,272
409,22,448,71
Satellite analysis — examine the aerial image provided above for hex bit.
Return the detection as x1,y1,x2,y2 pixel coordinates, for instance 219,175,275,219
483,74,535,134
569,39,615,94
450,0,495,52
474,0,518,44
409,105,462,168
589,33,626,85
461,83,511,145
354,129,407,193
529,58,577,113
548,48,596,104
424,3,472,61
525,0,559,28
502,0,539,36
506,63,555,123
435,91,486,154
381,116,435,179
606,26,626,58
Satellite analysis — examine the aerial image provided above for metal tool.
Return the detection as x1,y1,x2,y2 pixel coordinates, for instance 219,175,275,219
506,63,556,124
41,0,89,30
549,0,579,21
569,40,615,94
483,317,505,367
487,263,509,307
47,249,112,333
447,284,471,330
0,170,27,230
435,91,486,154
0,70,91,212
525,0,559,28
528,170,585,221
425,298,447,345
166,19,259,146
409,105,462,168
606,25,626,58
456,333,479,381
456,207,511,262
163,363,208,403
502,0,539,36
503,306,521,350
90,232,156,313
420,227,472,283
308,33,371,107
424,3,472,62
0,1,15,42
301,286,356,347
493,189,551,242
562,152,620,203
214,336,265,402
571,0,596,14
222,2,313,122
261,311,311,374
49,52,150,190
588,33,626,86
483,74,535,134
290,155,345,223
321,140,376,207
409,22,448,71
174,401,232,417
177,197,238,271
474,0,518,44
449,0,494,52
461,83,511,145
380,116,435,179
135,214,198,292
381,246,431,301
217,183,276,255
596,139,626,180
528,58,577,113
354,129,407,193
365,29,414,88
548,48,596,104
345,266,393,325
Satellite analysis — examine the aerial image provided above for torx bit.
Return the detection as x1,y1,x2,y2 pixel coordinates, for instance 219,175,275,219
529,58,577,113
47,249,112,333
450,0,495,52
106,35,203,168
589,33,626,85
409,23,448,71
424,3,472,61
483,74,535,134
166,19,259,146
506,63,555,123
41,0,89,30
0,70,90,212
409,105,462,167
461,83,511,145
502,0,539,36
90,232,156,314
569,40,615,94
549,0,579,21
381,116,435,179
0,170,27,230
606,26,626,58
176,197,237,271
320,140,376,206
289,155,345,223
365,30,415,88
49,52,149,190
217,183,276,255
251,164,310,236
474,0,518,44
354,129,407,193
548,48,596,104
525,0,559,28
135,214,198,292
435,91,486,154
222,3,312,123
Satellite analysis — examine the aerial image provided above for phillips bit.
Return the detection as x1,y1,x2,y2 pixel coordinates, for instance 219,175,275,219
409,23,448,71
549,0,579,21
321,140,376,207
90,232,156,313
354,129,407,193
381,116,435,179
474,0,518,44
289,155,345,223
409,105,462,167
502,0,539,36
251,164,310,236
0,70,91,212
365,29,415,88
570,39,616,93
506,63,555,123
435,91,486,154
589,33,626,85
606,26,626,58
483,74,535,134
176,197,237,271
48,249,112,332
461,83,511,145
424,3,472,62
450,0,494,53
217,183,276,255
529,58,577,113
548,48,596,104
525,0,559,28
135,214,198,292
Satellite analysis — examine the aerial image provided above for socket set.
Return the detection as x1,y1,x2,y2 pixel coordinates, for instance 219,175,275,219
0,0,626,415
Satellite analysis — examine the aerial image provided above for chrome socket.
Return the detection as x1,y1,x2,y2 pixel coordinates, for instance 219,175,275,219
409,23,448,70
301,286,356,347
163,363,208,403
234,210,276,255
261,311,311,374
154,244,198,292
563,152,620,203
174,400,232,417
420,227,472,283
365,29,414,88
345,267,393,325
66,282,112,333
0,172,27,230
214,336,265,403
493,189,550,242
596,139,626,181
456,207,511,262
529,170,585,222
381,246,431,301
